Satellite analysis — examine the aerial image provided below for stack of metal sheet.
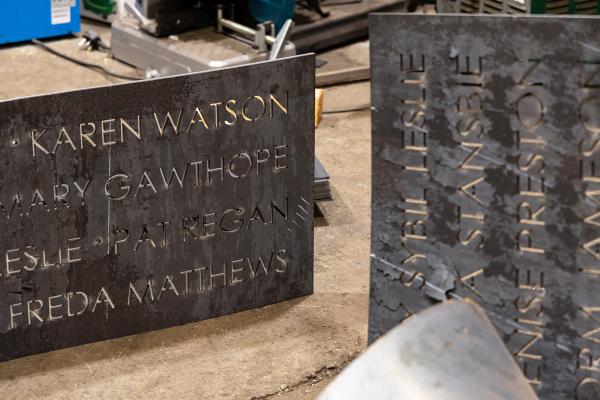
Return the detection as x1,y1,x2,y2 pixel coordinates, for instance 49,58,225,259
314,157,332,201
438,0,599,14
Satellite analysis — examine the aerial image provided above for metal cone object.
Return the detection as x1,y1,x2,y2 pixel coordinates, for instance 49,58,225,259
319,300,538,400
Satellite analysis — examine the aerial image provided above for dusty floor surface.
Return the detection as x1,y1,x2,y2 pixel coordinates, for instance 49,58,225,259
0,22,372,399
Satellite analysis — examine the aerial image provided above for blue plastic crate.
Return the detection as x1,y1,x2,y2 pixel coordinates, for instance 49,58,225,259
0,1,80,45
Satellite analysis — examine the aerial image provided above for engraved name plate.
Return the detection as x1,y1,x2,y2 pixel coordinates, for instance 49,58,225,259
369,15,600,399
0,55,314,361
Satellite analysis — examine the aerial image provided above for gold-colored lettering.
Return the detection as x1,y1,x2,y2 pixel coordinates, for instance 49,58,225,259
576,377,600,399
158,275,179,299
134,225,157,251
101,119,117,146
228,152,252,178
209,264,226,289
48,295,64,321
269,92,288,117
402,219,426,240
459,229,483,248
519,153,545,174
231,259,245,285
225,99,238,125
459,176,485,205
91,287,115,312
105,174,131,201
113,226,129,255
400,270,425,289
459,142,484,171
516,268,544,291
5,248,21,277
517,59,543,87
274,145,288,170
210,102,222,128
31,129,49,157
516,93,544,130
9,303,23,330
27,299,44,325
519,202,545,226
156,110,183,135
275,249,288,273
202,213,216,239
515,330,543,361
583,237,600,261
459,268,484,297
134,171,158,197
457,93,482,113
52,127,77,153
67,237,82,263
120,116,141,141
220,208,244,233
66,291,88,316
180,270,193,295
79,122,97,148
242,96,266,122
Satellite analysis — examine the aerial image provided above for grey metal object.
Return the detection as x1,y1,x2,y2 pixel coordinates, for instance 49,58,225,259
216,6,278,46
315,66,369,87
111,18,296,77
124,0,154,29
214,6,294,61
291,0,404,52
0,55,315,361
370,14,600,399
269,19,294,61
320,301,539,400
314,158,332,201
436,0,530,13
437,0,599,14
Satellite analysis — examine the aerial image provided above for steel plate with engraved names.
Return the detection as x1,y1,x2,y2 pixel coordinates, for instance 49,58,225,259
369,14,600,399
0,55,315,361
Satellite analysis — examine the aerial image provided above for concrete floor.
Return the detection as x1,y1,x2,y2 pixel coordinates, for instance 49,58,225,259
0,23,372,400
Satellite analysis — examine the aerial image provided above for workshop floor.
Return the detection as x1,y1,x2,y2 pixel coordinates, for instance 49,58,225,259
0,22,372,400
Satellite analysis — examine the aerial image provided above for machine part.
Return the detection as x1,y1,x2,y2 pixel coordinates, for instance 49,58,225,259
0,1,81,45
83,0,116,15
315,65,369,87
78,30,111,51
269,19,294,60
127,0,214,36
248,0,296,31
111,19,296,77
299,0,332,17
436,0,599,14
319,301,538,400
254,23,268,52
290,0,403,52
216,6,280,46
124,0,157,31
124,0,402,52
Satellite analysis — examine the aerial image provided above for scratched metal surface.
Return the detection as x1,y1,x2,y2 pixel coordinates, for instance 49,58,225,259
369,14,600,399
0,55,314,361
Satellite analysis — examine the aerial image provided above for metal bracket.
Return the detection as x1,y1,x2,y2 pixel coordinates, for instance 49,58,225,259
269,19,294,60
123,0,157,32
216,6,294,60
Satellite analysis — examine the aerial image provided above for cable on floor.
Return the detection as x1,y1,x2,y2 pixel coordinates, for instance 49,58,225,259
32,39,144,81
